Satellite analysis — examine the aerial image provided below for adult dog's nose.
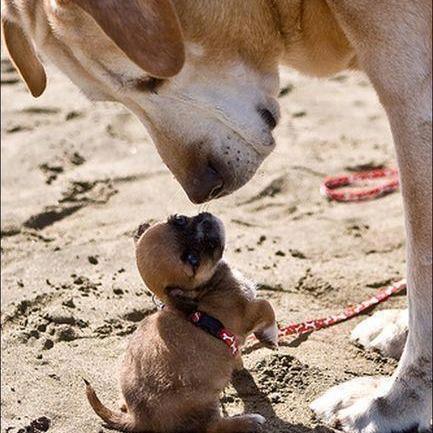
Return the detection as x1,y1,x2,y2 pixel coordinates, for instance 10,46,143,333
187,164,224,204
258,107,278,130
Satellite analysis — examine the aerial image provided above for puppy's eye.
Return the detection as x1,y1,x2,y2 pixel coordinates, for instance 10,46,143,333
185,253,200,269
169,214,188,227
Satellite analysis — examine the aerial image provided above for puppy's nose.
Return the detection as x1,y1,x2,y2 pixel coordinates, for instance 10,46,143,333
188,164,224,204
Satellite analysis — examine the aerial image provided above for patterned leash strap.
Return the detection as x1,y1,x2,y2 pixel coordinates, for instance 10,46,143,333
277,280,406,340
320,167,400,202
248,280,406,345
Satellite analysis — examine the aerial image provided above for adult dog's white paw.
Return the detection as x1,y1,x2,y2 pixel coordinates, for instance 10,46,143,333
351,309,408,359
311,376,432,433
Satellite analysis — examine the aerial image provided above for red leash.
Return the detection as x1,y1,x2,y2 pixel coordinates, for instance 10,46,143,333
320,167,399,202
251,168,405,345
277,280,406,340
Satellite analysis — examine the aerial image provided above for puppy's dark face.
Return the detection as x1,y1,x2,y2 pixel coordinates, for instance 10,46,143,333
135,213,225,301
166,213,225,276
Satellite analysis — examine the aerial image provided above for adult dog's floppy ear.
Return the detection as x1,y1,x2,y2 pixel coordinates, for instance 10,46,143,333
69,0,185,78
1,18,47,97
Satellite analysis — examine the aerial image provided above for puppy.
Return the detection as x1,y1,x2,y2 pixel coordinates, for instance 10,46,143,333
85,212,278,433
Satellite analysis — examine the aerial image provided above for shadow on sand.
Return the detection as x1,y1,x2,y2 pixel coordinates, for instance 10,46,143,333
230,369,335,433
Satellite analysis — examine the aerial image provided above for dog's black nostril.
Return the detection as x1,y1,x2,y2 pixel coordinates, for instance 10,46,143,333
258,107,277,130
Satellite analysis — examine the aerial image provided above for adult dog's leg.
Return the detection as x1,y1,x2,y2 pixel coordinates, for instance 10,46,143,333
312,2,432,431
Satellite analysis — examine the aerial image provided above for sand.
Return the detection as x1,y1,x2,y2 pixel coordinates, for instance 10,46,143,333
1,52,407,433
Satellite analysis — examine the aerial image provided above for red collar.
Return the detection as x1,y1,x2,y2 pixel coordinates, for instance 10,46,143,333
159,302,240,357
189,311,239,357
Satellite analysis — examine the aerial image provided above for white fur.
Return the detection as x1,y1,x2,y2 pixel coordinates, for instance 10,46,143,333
186,42,205,59
259,322,279,346
311,375,432,433
351,309,408,359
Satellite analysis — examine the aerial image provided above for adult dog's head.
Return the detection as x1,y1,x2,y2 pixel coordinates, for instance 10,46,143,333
2,0,283,203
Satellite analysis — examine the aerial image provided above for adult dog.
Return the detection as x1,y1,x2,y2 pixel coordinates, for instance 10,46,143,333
2,1,432,432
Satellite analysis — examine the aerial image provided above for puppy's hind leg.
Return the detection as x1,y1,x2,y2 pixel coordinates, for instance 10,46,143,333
207,414,266,433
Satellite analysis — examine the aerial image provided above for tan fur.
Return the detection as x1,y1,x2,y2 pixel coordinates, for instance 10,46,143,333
2,1,431,430
67,0,184,78
1,18,46,96
135,223,199,302
86,216,277,432
309,4,432,429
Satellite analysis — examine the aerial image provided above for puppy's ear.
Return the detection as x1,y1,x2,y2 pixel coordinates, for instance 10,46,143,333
1,18,47,97
134,222,151,244
68,0,185,78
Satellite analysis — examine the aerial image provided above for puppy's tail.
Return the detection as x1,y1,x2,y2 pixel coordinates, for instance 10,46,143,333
84,379,137,432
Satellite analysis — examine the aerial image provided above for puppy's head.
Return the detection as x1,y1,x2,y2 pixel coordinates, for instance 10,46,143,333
135,213,225,301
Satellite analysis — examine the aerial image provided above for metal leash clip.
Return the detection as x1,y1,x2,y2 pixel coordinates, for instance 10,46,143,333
152,294,165,311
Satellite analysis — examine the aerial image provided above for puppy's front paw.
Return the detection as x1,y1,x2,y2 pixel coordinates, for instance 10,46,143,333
256,338,279,350
254,323,279,350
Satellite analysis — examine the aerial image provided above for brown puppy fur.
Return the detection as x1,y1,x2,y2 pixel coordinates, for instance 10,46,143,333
86,213,278,432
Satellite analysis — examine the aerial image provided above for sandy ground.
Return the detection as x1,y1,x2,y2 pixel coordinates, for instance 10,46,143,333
1,50,408,433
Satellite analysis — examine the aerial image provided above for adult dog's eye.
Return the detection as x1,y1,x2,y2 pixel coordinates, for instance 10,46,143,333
169,214,188,227
133,76,165,94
